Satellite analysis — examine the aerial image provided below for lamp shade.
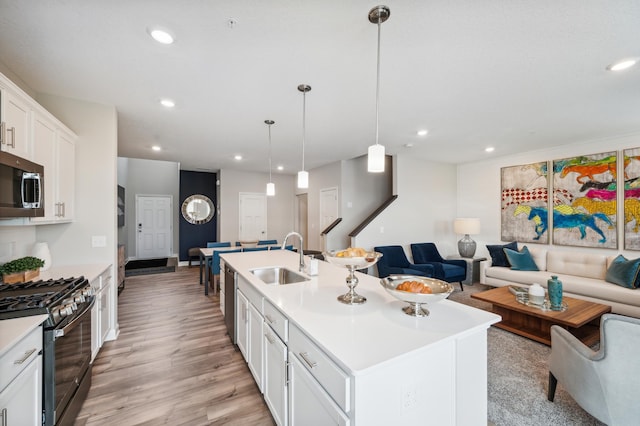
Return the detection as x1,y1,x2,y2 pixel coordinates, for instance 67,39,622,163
297,170,309,189
266,182,275,196
453,218,480,235
367,144,385,172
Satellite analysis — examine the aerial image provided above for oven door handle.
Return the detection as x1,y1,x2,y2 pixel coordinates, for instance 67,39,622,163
54,297,95,339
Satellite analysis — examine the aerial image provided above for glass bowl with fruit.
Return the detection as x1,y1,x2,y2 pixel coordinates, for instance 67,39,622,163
380,275,453,317
324,248,382,305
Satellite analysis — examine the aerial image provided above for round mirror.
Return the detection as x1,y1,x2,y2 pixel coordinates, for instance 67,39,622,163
181,194,215,225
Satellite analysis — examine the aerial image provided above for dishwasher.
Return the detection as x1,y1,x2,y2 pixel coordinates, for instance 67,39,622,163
224,264,236,343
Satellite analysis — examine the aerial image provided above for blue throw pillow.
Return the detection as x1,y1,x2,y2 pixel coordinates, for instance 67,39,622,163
503,246,539,271
486,241,518,267
605,255,640,289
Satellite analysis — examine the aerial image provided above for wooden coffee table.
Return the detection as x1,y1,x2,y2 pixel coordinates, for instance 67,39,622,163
471,286,611,346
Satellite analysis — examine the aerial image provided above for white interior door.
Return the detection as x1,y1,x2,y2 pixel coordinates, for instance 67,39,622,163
320,187,338,231
239,193,267,242
136,195,172,259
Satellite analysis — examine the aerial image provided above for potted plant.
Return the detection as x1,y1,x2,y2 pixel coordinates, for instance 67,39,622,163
0,256,45,284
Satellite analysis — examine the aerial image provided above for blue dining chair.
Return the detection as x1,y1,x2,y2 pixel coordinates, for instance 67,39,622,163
258,239,278,245
210,248,242,293
270,245,294,251
207,242,231,248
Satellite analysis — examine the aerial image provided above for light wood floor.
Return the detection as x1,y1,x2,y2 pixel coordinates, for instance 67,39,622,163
75,266,274,425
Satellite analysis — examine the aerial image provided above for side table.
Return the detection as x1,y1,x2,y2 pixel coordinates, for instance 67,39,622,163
446,255,487,285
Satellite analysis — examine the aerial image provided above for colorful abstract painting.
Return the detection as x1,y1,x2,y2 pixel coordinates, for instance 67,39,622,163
552,151,617,248
501,162,549,243
623,148,640,250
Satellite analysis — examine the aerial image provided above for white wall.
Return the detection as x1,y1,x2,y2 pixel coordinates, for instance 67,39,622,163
356,153,459,258
457,132,640,260
219,169,295,245
118,157,180,260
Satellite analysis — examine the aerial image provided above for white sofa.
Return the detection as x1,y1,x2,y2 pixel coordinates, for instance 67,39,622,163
480,245,640,318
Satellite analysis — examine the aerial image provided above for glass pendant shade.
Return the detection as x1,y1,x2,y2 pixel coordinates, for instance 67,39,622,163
266,182,275,196
297,170,309,189
367,144,385,172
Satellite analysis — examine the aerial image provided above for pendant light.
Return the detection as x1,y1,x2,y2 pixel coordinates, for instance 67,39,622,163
297,84,311,189
265,119,275,196
367,5,390,173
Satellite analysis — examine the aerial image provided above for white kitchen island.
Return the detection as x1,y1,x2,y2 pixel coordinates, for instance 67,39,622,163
221,250,500,426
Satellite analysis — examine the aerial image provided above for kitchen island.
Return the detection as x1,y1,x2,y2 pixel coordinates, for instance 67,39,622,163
221,250,500,425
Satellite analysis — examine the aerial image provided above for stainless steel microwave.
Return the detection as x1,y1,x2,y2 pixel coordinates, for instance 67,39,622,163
0,150,44,218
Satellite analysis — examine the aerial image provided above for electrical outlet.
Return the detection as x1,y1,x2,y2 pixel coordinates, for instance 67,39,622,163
402,385,418,411
91,235,107,248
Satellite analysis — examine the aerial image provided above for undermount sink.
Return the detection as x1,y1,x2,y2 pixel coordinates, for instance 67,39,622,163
250,267,310,285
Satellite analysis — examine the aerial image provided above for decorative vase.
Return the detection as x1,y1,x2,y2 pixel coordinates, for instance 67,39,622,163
32,242,52,271
548,275,563,310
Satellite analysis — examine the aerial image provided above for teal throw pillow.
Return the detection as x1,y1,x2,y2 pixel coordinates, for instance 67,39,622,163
503,246,539,271
605,255,640,289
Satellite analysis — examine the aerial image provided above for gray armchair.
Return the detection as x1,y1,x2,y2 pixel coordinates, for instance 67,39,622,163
548,313,640,425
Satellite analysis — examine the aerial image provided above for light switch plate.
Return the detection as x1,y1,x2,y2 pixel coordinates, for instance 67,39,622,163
91,235,107,247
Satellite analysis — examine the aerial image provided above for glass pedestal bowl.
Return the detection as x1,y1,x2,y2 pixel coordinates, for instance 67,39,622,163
324,250,382,305
380,275,454,317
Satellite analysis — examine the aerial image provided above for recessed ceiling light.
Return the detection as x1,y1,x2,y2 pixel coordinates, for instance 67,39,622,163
234,155,242,160
607,58,638,71
417,129,428,136
148,28,174,44
160,98,175,108
277,165,284,171
152,145,161,152
485,146,495,153
404,143,414,148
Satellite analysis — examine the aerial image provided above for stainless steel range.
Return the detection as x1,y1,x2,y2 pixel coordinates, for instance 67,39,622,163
0,276,94,426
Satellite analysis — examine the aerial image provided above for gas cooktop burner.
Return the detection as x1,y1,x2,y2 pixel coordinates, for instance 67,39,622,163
0,276,88,322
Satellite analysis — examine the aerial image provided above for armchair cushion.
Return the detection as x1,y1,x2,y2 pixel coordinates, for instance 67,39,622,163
374,245,434,278
410,243,466,283
605,255,640,289
486,241,517,267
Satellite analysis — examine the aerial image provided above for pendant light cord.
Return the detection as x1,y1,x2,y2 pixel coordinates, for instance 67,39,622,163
268,123,273,181
375,17,382,147
302,89,306,172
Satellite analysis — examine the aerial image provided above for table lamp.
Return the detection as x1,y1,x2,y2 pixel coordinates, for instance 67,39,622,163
454,218,481,258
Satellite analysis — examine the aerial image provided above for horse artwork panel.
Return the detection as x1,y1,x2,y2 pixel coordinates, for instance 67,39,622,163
623,148,640,250
553,151,617,249
501,162,549,243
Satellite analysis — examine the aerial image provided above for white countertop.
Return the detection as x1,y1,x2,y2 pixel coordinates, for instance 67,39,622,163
221,250,500,376
0,314,48,357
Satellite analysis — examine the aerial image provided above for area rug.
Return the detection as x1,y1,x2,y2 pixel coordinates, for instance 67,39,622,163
124,257,177,277
449,284,605,426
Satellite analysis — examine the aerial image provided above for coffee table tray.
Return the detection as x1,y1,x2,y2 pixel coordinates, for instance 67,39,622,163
515,296,568,312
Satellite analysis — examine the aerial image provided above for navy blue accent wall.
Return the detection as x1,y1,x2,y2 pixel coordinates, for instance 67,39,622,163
179,170,217,261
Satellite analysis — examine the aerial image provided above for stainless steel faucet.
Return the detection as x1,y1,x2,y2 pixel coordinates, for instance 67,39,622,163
282,231,305,272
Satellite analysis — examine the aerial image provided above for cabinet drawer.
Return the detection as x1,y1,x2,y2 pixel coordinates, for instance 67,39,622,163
237,276,263,311
263,299,288,343
0,326,42,392
289,324,350,413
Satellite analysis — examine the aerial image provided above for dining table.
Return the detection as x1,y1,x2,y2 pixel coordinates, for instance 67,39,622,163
199,245,281,295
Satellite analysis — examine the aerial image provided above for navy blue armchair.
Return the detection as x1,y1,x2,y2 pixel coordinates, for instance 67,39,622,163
374,245,434,278
410,243,467,291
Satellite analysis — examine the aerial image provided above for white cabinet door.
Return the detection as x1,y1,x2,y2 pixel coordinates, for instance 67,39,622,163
0,353,42,426
30,111,76,224
100,276,112,344
288,353,349,426
264,327,287,426
31,112,57,222
247,302,263,392
0,87,31,159
236,290,249,359
55,129,75,221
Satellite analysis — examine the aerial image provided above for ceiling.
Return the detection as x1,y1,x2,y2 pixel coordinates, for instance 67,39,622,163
1,1,639,175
